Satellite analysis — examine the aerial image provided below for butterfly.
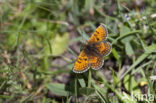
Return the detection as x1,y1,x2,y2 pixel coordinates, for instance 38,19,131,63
73,24,112,73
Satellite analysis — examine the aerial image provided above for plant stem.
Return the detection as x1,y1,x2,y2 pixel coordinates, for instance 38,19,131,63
75,74,78,103
88,69,92,88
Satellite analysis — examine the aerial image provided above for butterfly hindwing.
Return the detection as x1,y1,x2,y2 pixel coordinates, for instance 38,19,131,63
95,42,112,57
89,55,104,70
89,42,111,70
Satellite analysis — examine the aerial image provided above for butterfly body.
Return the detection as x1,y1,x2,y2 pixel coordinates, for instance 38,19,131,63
73,24,112,73
84,43,102,57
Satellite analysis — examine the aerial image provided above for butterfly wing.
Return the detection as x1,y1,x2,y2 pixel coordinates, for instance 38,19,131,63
73,50,90,73
88,24,108,44
90,42,111,70
96,42,112,57
89,55,104,70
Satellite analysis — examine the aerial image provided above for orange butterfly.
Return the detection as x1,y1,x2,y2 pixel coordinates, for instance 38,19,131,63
73,24,112,73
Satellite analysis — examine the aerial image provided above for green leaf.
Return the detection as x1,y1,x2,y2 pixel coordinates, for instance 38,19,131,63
120,26,133,43
124,74,141,94
120,26,134,56
46,83,69,96
120,26,131,35
120,26,133,44
7,33,16,47
78,78,86,87
84,0,95,12
125,42,134,56
47,32,69,56
79,87,95,96
112,48,120,61
145,44,156,53
112,70,120,86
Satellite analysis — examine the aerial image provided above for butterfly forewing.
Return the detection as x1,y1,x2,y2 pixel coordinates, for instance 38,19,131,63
88,24,108,44
73,50,90,73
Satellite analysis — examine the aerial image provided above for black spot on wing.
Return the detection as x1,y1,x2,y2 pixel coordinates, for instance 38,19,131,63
96,31,99,34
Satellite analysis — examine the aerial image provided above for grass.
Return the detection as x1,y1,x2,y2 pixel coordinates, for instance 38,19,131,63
0,0,156,103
